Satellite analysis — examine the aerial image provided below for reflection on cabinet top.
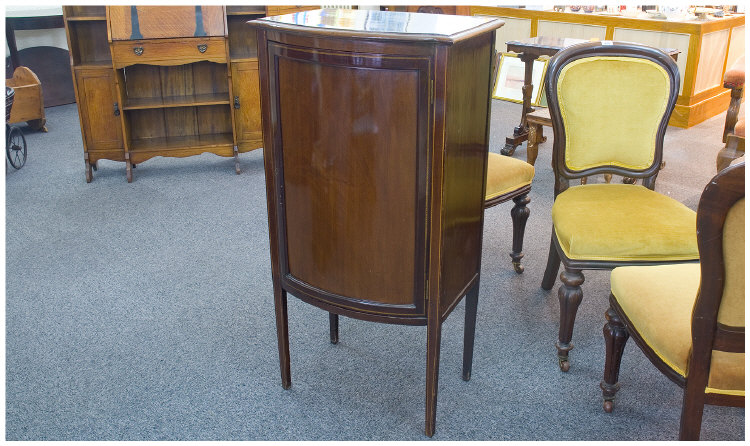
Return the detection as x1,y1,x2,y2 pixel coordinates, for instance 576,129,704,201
252,8,504,44
108,6,225,40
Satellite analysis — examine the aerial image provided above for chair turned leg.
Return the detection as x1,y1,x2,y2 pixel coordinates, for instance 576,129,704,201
329,312,339,345
510,193,530,274
541,231,561,290
600,306,629,412
556,268,584,372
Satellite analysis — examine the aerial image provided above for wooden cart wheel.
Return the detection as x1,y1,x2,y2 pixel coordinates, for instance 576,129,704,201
6,125,27,169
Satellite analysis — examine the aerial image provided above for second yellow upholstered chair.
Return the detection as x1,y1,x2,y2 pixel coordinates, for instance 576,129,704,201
540,41,699,371
484,153,535,273
601,162,744,440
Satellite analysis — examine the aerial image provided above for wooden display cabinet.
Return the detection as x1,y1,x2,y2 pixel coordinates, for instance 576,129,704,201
63,5,280,182
251,9,503,436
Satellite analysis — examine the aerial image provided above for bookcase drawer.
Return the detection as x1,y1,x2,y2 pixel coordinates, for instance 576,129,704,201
112,37,226,68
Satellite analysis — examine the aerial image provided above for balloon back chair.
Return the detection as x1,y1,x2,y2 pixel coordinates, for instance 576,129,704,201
484,153,535,273
540,41,700,371
601,162,744,440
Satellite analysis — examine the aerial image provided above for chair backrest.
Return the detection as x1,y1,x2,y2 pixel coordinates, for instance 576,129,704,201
545,41,680,195
690,162,744,396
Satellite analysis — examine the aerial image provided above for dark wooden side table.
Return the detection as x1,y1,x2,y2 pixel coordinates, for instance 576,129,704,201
251,9,503,437
501,36,679,156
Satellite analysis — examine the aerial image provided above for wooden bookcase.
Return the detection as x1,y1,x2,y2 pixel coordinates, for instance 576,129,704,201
64,5,314,183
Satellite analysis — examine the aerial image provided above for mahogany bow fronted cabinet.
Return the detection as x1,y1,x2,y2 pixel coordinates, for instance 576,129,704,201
250,9,503,436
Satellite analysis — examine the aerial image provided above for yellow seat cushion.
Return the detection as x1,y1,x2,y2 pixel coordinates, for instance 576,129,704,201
552,184,698,261
611,263,744,395
485,153,535,200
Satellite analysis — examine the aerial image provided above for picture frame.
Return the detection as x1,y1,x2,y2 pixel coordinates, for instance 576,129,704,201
492,52,549,106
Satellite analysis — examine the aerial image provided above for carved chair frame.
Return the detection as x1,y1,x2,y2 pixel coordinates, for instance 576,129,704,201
603,163,745,440
541,41,688,371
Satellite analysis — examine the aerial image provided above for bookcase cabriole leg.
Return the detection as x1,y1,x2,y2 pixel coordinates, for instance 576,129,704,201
233,145,240,174
85,160,93,183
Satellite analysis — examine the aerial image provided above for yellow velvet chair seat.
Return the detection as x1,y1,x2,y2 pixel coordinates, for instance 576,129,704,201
551,184,698,261
611,263,745,396
485,153,535,200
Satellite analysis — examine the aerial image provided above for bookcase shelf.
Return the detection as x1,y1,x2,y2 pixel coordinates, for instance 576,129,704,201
123,93,230,110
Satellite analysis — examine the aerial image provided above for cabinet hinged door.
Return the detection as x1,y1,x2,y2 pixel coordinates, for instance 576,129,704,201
267,42,433,318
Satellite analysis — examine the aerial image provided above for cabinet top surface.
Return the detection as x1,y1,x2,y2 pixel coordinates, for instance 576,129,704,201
251,9,504,44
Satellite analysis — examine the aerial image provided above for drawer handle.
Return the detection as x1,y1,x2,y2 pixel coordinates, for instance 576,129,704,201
197,44,207,53
133,46,144,56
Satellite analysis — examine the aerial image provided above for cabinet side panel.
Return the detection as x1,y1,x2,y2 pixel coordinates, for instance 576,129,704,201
440,34,493,313
278,56,420,306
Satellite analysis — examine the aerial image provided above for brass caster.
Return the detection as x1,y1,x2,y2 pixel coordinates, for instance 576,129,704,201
512,262,524,274
501,143,517,156
603,400,614,413
623,177,637,184
558,357,570,372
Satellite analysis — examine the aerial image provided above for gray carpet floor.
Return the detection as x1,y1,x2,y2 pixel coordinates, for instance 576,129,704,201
5,99,744,440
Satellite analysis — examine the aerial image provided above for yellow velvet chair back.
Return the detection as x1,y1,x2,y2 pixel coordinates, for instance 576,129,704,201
545,42,680,189
717,198,744,328
692,163,745,397
557,57,670,171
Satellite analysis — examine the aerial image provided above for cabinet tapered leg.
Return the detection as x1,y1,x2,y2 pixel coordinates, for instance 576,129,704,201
274,287,291,389
329,312,339,344
425,312,442,437
462,282,479,381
